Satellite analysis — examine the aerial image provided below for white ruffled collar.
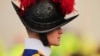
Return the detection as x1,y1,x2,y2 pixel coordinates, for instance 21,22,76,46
25,38,51,56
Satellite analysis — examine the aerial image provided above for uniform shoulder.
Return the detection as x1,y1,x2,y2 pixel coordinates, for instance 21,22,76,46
22,49,45,56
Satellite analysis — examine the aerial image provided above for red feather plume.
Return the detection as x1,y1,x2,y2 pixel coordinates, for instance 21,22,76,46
19,0,36,11
60,0,75,14
52,0,75,14
19,0,75,15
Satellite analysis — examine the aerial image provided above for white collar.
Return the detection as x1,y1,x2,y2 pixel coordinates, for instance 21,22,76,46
25,38,51,56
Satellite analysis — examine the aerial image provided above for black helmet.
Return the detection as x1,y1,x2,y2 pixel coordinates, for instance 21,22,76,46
11,0,79,33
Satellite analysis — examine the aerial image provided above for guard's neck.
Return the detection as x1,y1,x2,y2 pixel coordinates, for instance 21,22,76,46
28,32,40,40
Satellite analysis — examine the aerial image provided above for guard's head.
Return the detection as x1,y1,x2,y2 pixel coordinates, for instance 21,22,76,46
12,0,79,46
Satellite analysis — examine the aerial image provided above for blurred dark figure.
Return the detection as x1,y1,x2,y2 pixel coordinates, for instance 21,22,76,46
70,52,83,56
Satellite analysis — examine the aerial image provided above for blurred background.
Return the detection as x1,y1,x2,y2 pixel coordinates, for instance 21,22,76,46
0,0,100,56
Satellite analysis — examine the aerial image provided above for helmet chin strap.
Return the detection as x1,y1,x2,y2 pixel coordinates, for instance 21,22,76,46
39,33,50,46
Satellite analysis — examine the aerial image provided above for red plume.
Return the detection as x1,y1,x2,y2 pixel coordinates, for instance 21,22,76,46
52,0,75,14
19,0,36,15
61,0,75,14
19,0,75,15
19,0,36,11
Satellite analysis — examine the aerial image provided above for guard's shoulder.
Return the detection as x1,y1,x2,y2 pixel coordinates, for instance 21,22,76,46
22,49,45,56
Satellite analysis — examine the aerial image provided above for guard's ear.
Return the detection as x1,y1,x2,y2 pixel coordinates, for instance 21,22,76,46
11,1,22,15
